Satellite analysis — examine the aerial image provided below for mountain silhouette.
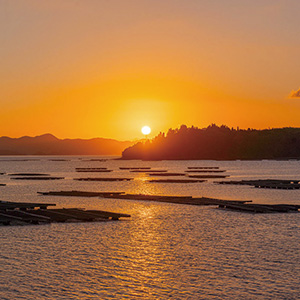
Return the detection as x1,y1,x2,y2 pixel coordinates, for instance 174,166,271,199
0,134,133,155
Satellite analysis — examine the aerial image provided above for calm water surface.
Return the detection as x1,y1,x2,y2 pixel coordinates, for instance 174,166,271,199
1,157,300,299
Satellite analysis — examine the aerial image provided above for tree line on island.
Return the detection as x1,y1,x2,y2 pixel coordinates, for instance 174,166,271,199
122,124,300,160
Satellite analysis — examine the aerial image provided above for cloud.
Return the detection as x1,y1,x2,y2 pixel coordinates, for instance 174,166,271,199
290,88,300,98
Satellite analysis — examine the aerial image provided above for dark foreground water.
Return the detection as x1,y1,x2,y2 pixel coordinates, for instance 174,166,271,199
0,157,300,299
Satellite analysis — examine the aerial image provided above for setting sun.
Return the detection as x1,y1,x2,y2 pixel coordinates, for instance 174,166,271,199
141,126,151,135
1,2,300,300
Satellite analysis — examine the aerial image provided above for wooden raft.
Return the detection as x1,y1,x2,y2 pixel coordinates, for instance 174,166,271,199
11,177,64,180
74,177,133,182
38,191,124,197
9,173,50,176
100,193,252,206
216,179,300,190
130,170,167,173
148,179,207,183
102,194,300,213
218,203,300,213
38,190,300,214
149,172,186,177
0,201,130,226
188,167,220,169
185,170,226,173
119,167,151,170
189,174,229,179
100,193,299,213
75,168,111,172
39,191,247,206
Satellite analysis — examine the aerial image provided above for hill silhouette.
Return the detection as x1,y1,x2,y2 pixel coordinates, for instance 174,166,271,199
122,124,300,160
0,134,133,155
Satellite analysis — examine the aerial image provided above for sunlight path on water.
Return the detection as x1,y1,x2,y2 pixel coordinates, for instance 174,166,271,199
0,157,300,299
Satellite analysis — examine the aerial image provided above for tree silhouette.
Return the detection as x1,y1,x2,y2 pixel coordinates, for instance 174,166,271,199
122,125,300,160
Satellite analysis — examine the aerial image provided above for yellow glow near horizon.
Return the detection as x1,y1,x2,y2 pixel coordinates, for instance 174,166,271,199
141,126,151,135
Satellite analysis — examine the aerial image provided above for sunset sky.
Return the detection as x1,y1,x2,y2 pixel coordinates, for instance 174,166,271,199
1,0,300,140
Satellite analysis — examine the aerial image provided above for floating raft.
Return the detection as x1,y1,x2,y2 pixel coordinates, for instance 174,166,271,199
38,191,124,197
9,173,50,176
0,201,55,210
218,203,300,213
148,179,206,183
188,167,219,169
130,170,167,173
11,176,64,180
216,179,300,190
185,170,226,173
76,167,107,170
189,174,229,179
119,167,151,170
75,168,111,172
149,172,186,177
36,191,300,214
0,201,130,226
100,193,299,213
100,193,249,205
74,177,133,181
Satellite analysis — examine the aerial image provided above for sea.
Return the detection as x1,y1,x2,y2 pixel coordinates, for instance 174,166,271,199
0,157,300,299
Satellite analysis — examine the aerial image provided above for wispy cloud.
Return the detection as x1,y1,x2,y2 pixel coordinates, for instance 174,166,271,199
290,88,300,98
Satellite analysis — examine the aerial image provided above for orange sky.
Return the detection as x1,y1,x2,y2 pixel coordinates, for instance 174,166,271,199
1,0,300,140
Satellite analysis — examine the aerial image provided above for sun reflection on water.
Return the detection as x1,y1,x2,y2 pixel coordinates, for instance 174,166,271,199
127,173,166,196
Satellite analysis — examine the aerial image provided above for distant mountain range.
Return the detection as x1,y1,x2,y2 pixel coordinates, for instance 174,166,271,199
0,134,133,155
